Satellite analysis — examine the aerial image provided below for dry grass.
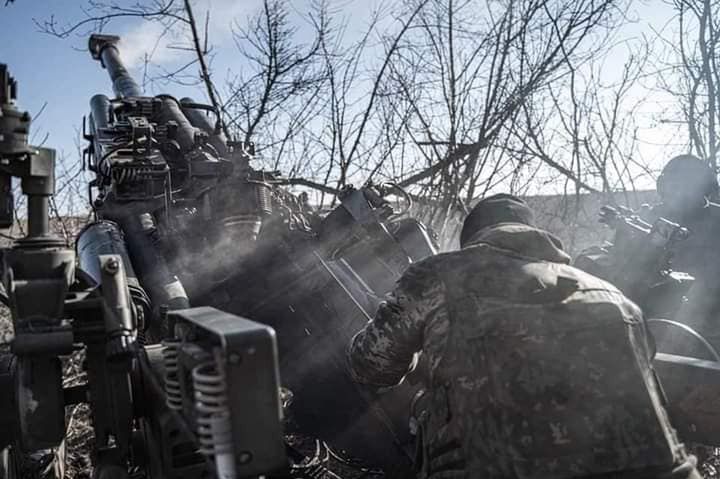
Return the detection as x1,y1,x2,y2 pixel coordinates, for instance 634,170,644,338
0,215,94,478
0,305,94,479
0,307,11,349
61,355,93,479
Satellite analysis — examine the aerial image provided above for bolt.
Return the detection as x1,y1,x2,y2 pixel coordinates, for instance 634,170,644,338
229,353,242,364
237,451,252,464
104,258,120,275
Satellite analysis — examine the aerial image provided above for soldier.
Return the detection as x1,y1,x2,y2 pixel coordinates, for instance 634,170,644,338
652,154,719,222
645,154,720,347
348,193,699,479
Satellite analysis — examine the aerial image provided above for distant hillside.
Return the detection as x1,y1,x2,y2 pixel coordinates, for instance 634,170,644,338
525,190,659,255
427,190,660,255
4,191,659,258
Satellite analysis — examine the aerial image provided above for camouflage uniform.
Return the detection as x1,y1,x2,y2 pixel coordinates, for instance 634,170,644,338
349,223,698,479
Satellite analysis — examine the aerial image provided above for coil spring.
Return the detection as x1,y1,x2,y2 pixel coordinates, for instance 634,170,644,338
112,166,155,184
135,306,146,345
255,183,272,215
299,464,332,479
192,361,233,457
162,339,182,411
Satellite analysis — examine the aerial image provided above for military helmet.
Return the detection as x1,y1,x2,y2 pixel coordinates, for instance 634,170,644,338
656,154,718,199
460,193,534,247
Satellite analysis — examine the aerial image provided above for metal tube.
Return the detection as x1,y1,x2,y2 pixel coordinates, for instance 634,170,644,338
101,46,142,98
180,97,228,156
90,94,112,131
27,195,48,238
119,212,190,312
100,46,142,98
179,97,217,134
76,220,140,289
89,35,142,98
76,221,152,334
156,96,199,152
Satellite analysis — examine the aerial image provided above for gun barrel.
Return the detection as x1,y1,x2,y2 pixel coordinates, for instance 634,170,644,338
89,34,142,98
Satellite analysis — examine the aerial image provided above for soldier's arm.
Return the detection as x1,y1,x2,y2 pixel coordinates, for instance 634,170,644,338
347,260,443,388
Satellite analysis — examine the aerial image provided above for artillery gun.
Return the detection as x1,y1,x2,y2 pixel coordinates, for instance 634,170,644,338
0,63,287,479
78,33,438,476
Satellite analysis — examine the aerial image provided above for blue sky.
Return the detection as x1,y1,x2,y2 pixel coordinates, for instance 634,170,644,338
0,0,685,195
1,2,117,159
0,0,344,160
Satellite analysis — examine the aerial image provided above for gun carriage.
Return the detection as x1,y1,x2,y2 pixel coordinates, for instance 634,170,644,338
0,60,289,479
0,33,438,478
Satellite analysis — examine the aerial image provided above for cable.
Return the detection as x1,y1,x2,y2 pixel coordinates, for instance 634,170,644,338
647,318,720,362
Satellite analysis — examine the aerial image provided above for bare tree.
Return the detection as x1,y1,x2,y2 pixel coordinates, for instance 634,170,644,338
359,0,626,235
655,0,720,169
37,1,222,111
492,41,653,252
221,0,330,173
36,1,185,37
36,0,629,232
510,41,653,196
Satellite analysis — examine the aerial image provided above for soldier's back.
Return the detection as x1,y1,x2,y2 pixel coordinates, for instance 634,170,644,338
417,225,684,478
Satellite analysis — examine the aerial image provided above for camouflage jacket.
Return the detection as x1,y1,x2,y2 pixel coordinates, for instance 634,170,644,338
348,223,686,479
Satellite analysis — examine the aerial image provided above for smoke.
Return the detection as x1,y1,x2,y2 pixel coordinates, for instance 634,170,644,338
118,0,263,69
118,21,183,68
